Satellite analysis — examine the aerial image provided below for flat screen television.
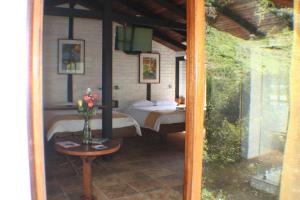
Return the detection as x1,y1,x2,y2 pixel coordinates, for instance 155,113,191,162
115,26,153,53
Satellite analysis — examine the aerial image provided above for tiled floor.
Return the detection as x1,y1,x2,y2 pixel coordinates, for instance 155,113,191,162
46,131,278,200
45,132,185,200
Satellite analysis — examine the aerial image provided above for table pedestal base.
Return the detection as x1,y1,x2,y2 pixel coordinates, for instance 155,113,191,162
81,156,96,200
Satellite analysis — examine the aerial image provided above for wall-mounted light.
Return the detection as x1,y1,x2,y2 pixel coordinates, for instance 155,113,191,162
114,85,120,90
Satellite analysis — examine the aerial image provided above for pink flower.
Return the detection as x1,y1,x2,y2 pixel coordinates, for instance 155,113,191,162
92,93,97,100
88,102,93,108
83,95,89,101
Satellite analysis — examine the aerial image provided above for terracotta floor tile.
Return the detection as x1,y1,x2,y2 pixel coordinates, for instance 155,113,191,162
157,174,184,187
46,180,63,196
100,183,138,199
112,193,150,200
47,193,68,200
117,171,151,183
93,174,124,187
141,167,174,178
144,188,182,200
128,178,163,193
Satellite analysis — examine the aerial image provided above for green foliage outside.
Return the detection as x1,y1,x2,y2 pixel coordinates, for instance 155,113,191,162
202,188,228,200
205,26,249,164
204,26,293,164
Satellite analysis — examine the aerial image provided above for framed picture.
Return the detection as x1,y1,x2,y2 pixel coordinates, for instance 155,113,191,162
139,53,160,83
58,39,85,74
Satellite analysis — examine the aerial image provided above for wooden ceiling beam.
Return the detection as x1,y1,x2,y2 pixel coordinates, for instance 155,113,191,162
44,7,102,18
151,0,186,18
44,6,186,31
115,0,186,28
153,31,186,50
272,0,293,8
44,0,68,7
115,0,186,47
217,6,266,37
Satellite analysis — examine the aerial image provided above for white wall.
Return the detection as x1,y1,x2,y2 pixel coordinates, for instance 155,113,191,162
43,16,176,110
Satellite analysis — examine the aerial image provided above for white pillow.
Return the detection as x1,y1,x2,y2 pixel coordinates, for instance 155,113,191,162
153,100,178,106
131,100,154,107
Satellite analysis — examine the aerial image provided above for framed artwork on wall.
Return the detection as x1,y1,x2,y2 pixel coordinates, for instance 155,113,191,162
58,39,85,74
139,53,160,84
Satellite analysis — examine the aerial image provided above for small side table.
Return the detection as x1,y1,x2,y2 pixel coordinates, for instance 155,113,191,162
55,139,121,200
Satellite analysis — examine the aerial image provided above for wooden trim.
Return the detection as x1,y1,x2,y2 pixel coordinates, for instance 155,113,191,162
279,1,299,199
184,0,206,199
27,0,46,199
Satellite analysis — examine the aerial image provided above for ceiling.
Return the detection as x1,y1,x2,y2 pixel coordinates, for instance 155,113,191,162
44,0,293,51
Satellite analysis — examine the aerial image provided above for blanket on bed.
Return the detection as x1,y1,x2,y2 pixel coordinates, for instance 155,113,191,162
46,112,141,140
144,110,184,130
46,113,126,132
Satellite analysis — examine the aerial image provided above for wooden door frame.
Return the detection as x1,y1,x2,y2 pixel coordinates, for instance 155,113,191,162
184,0,206,199
27,0,46,199
28,0,206,199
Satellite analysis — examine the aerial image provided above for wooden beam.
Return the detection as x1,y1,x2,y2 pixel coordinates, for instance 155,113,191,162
44,6,186,30
114,0,186,49
217,6,266,37
184,0,205,199
153,31,186,50
102,0,113,139
44,0,68,6
152,0,186,18
113,13,186,31
146,84,151,101
44,6,102,18
272,0,293,7
67,2,74,103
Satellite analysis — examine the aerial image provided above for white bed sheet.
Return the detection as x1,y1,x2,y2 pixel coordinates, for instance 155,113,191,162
125,105,185,132
45,111,141,141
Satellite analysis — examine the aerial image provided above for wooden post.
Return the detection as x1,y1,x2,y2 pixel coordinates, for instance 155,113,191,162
280,1,300,199
147,83,151,101
102,0,113,139
184,0,205,200
67,2,74,103
81,157,96,200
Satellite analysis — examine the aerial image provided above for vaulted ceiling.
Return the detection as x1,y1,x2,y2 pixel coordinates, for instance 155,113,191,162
44,0,293,51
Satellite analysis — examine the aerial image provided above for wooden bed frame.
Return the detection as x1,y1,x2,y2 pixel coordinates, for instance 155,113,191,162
141,122,185,143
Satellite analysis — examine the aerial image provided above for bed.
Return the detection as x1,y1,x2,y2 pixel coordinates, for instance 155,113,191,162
44,110,141,141
125,100,186,142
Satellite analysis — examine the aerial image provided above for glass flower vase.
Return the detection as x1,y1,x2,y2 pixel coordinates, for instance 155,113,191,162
82,116,92,145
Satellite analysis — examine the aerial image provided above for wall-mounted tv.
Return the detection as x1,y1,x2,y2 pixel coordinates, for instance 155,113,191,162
115,26,153,53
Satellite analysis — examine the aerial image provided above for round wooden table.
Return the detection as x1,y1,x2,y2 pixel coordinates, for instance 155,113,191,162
55,139,122,200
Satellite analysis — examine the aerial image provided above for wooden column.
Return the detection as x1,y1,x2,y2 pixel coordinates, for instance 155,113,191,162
184,0,205,200
102,0,113,139
67,2,74,102
147,84,151,101
280,1,300,199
